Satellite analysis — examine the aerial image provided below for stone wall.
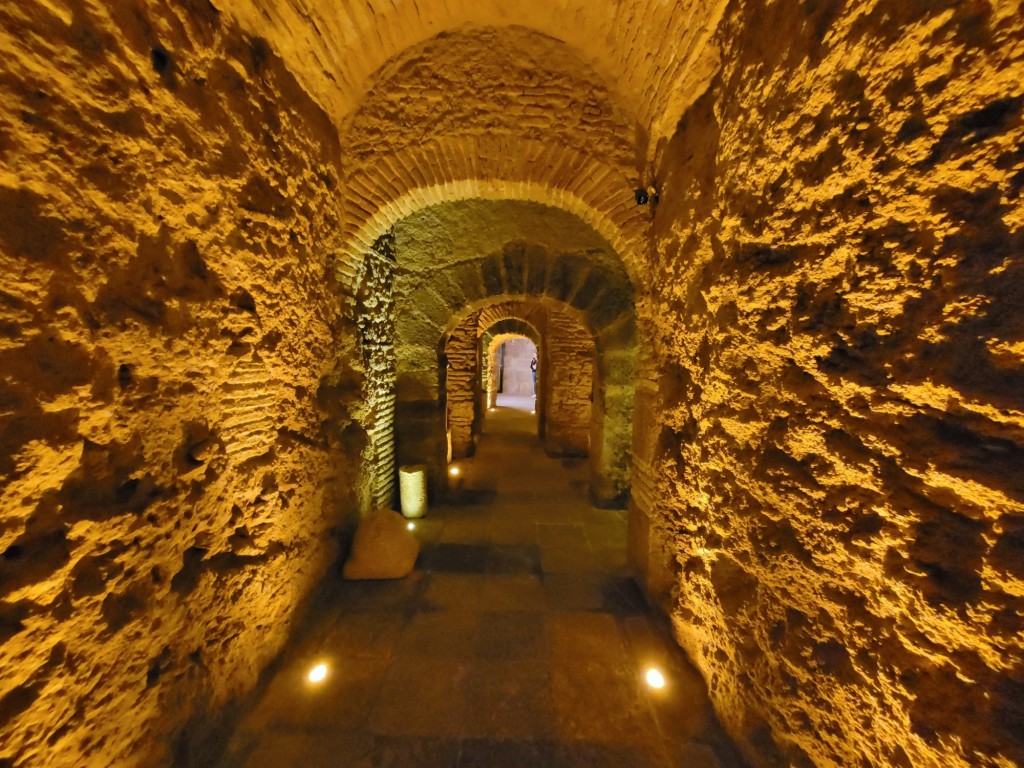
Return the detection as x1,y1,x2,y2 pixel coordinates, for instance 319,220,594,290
444,312,480,459
542,311,594,457
635,1,1024,766
355,234,398,510
0,3,355,766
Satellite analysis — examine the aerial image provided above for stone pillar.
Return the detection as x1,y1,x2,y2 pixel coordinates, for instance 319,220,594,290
590,348,636,507
445,315,479,459
543,311,594,456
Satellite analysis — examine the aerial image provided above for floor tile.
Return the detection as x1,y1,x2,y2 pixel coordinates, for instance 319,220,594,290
475,610,549,660
366,657,466,737
395,610,480,658
459,660,555,739
224,729,377,768
457,738,557,768
369,735,462,768
540,545,598,574
235,653,389,733
543,574,606,612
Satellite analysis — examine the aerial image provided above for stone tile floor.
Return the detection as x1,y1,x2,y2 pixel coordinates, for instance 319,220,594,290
217,407,747,768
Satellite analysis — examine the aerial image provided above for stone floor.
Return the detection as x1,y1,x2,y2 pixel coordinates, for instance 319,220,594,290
216,406,747,768
494,392,535,411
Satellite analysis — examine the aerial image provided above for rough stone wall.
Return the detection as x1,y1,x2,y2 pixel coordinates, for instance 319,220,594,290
0,3,353,766
542,310,594,457
355,235,398,510
636,1,1024,766
444,312,479,459
593,347,638,507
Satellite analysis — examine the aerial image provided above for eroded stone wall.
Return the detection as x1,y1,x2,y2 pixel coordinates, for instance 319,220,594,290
445,312,479,459
0,3,354,765
542,310,594,457
636,1,1024,766
355,234,398,510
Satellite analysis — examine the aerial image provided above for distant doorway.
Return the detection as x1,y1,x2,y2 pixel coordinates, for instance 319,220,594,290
495,337,537,412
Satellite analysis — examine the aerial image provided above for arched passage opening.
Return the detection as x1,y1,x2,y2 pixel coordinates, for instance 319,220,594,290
489,336,537,405
439,296,613,503
332,25,647,513
350,199,637,511
441,313,540,461
443,301,600,470
483,316,595,458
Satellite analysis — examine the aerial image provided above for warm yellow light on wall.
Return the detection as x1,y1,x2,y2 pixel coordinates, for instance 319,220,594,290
449,466,460,477
407,522,416,531
307,663,328,684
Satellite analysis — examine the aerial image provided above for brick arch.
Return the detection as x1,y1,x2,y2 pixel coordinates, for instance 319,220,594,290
478,313,545,412
442,304,545,459
435,295,620,502
483,322,538,343
225,3,728,165
338,137,649,285
416,258,636,360
442,307,544,458
444,298,597,458
393,241,636,504
476,303,547,342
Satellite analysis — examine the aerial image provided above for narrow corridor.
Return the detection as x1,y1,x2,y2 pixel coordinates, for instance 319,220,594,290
217,406,745,767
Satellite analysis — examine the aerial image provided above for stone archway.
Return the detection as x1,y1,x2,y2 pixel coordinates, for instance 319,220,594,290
439,297,615,502
442,313,541,460
380,200,637,507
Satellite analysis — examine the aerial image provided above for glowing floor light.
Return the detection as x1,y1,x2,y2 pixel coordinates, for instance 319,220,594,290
307,663,328,684
407,522,416,531
449,466,461,477
645,667,666,690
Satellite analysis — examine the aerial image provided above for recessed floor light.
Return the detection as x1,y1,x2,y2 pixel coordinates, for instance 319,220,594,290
645,667,666,689
307,663,328,684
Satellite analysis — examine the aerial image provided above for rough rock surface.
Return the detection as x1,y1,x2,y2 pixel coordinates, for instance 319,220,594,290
632,2,1024,767
0,3,364,766
342,509,420,580
354,234,399,511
